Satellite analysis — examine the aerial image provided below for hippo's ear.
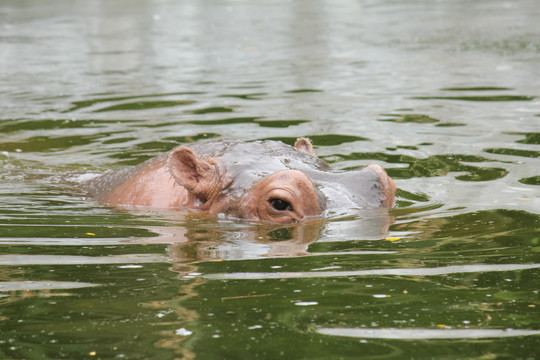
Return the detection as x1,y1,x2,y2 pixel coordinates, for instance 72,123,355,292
167,147,220,202
295,138,317,157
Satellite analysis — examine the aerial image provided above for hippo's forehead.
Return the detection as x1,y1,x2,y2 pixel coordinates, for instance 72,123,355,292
221,144,319,194
192,140,327,169
191,140,327,190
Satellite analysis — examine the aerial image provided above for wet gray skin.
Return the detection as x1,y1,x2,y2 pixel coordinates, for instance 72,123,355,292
84,139,395,220
190,140,395,210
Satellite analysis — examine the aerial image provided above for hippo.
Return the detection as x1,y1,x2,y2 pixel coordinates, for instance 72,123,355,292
84,138,395,224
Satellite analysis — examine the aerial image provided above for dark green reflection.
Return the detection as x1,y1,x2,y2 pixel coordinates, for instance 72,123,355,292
396,145,419,150
506,132,540,145
62,92,204,112
256,120,310,128
186,107,234,114
435,123,466,127
285,88,323,93
219,93,266,100
0,134,103,152
180,117,308,128
395,188,429,202
485,148,540,158
379,113,439,124
331,152,508,181
395,188,432,206
0,119,123,133
441,87,513,91
94,100,196,112
267,227,295,241
519,176,540,185
413,95,534,101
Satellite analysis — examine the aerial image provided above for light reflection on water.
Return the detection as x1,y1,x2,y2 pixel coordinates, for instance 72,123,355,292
0,0,539,358
316,327,540,340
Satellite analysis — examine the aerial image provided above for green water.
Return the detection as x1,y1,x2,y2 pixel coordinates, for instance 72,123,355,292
1,0,539,359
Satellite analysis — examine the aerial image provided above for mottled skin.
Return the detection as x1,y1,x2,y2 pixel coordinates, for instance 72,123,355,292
84,138,396,224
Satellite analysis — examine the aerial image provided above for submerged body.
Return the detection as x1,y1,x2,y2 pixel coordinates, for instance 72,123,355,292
84,139,395,223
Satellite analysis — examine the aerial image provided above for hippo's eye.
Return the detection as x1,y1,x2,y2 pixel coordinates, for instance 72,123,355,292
270,198,292,211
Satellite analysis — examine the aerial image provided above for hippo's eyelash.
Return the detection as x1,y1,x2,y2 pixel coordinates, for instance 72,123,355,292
270,198,292,212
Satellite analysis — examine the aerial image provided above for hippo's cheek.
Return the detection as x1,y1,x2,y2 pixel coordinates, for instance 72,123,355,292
205,197,248,219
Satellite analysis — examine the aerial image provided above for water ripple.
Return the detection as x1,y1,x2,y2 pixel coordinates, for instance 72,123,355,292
203,263,540,280
0,254,168,265
0,281,97,291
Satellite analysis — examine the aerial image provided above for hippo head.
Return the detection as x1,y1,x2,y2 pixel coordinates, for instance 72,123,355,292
167,144,322,224
166,139,395,224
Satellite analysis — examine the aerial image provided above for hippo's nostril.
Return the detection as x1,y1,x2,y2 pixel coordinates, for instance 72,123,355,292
269,198,292,212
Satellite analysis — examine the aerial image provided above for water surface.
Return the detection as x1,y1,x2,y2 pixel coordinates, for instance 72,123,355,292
1,0,539,359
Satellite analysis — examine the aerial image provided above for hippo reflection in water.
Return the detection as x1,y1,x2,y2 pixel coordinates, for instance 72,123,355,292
84,138,396,224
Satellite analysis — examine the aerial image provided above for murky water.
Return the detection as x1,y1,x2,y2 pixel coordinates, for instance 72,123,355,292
1,0,539,358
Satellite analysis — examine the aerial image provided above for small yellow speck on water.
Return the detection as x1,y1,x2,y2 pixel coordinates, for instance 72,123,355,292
89,351,96,356
86,233,95,236
518,198,531,201
437,324,447,328
385,237,401,242
528,304,536,308
493,200,499,203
